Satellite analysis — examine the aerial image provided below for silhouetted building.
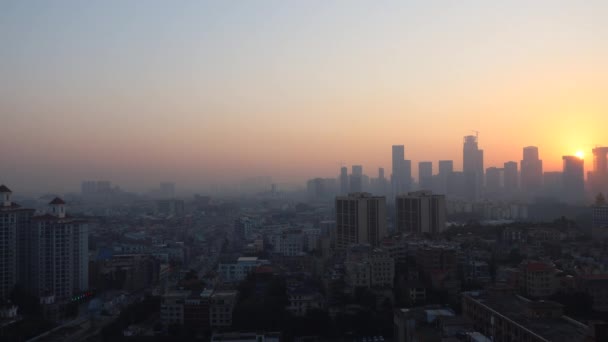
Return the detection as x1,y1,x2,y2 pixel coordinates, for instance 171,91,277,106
437,160,454,195
447,171,466,199
335,193,387,249
371,168,389,196
306,177,337,200
562,155,585,203
521,146,543,192
392,145,411,196
339,166,349,195
504,161,518,191
418,162,433,191
589,147,608,196
396,191,446,234
543,171,562,197
157,199,185,216
463,135,484,200
0,185,35,300
485,167,504,195
350,165,363,193
23,198,88,299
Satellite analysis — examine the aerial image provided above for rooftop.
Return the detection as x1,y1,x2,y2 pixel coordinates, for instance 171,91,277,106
49,197,66,205
464,292,589,341
0,185,12,193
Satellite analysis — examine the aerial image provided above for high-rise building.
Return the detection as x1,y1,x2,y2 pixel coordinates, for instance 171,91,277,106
371,168,389,196
589,147,608,196
521,146,543,192
543,171,563,197
446,171,466,199
463,135,484,200
562,155,585,204
437,160,454,195
339,167,349,195
438,160,454,175
392,145,411,196
350,165,363,193
335,193,387,249
395,191,446,234
592,193,608,239
504,161,518,190
23,198,89,299
418,162,433,191
485,167,504,194
0,185,34,300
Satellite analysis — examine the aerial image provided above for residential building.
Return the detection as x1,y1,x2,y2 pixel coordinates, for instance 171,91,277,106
395,191,446,234
0,185,35,300
519,260,557,298
344,245,394,290
218,256,269,283
210,290,238,328
23,198,88,300
591,193,608,238
462,291,595,342
335,193,387,249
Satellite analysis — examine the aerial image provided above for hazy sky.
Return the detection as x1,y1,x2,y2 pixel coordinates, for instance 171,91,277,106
1,1,607,193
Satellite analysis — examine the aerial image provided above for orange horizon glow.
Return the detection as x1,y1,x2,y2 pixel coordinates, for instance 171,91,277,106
0,1,607,193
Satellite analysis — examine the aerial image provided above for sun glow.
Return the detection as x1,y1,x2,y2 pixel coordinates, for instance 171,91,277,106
575,150,585,159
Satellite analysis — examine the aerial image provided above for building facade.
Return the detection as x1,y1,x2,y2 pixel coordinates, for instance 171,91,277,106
23,198,88,299
335,193,387,249
396,191,446,234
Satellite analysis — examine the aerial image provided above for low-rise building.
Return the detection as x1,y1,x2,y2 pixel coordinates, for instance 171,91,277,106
462,291,597,342
218,256,269,283
210,290,238,328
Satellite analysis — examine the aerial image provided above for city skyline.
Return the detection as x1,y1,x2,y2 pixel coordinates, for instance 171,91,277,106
1,1,607,193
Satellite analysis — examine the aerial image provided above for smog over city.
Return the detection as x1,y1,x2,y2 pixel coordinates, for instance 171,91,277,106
1,1,607,341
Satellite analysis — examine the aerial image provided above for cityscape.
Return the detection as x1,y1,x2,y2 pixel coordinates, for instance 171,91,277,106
2,1,608,342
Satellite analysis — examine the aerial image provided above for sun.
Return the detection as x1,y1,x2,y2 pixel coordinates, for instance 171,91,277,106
575,150,584,159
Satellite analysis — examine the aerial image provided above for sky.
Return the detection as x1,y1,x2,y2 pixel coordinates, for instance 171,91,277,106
1,0,607,193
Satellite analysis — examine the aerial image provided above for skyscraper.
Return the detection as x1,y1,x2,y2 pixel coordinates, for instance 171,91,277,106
371,167,389,196
0,185,34,300
437,160,454,195
463,135,484,200
438,160,454,175
589,147,608,196
395,191,446,234
339,167,349,195
485,167,504,195
504,161,518,191
521,146,543,192
392,145,406,196
562,156,585,204
350,165,363,193
418,162,433,191
335,193,387,249
23,198,89,299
